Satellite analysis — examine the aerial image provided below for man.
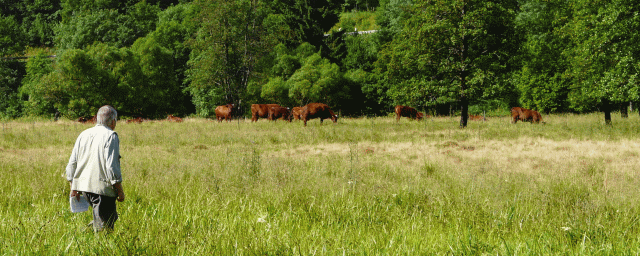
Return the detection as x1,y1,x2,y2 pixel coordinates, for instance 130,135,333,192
66,105,125,232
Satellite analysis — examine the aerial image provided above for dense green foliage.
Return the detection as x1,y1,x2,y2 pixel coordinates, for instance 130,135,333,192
562,0,640,124
511,0,570,113
2,0,640,124
0,0,59,47
186,0,280,117
375,0,518,127
0,59,25,120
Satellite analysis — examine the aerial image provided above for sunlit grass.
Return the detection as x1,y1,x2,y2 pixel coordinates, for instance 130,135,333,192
2,113,640,254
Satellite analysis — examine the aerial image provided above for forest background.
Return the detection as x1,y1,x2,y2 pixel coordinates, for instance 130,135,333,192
1,0,639,126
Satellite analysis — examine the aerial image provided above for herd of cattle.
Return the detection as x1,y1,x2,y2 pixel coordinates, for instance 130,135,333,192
244,103,338,126
77,103,544,125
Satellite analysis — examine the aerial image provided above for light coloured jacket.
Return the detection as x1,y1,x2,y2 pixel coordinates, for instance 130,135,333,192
66,124,121,197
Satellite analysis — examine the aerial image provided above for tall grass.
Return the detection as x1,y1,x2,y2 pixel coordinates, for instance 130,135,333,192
2,113,640,254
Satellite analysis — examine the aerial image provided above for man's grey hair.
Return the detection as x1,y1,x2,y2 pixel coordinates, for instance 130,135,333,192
96,105,117,126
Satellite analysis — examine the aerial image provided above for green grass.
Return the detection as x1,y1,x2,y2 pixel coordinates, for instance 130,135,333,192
2,113,640,254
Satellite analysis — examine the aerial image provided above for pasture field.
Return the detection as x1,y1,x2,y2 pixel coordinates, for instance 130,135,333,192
2,113,640,254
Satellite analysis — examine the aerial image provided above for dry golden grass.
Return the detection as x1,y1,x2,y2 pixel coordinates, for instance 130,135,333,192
269,136,640,174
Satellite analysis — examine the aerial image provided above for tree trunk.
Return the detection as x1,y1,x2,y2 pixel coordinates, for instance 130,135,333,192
459,1,468,128
604,110,612,125
460,95,468,128
603,99,612,125
621,102,628,118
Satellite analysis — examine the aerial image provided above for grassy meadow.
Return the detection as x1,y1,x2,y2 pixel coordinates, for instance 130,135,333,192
2,113,640,254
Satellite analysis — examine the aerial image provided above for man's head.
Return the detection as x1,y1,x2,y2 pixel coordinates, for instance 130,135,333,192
96,105,117,129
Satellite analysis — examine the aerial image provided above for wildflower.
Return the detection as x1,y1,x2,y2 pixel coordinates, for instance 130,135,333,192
257,213,268,223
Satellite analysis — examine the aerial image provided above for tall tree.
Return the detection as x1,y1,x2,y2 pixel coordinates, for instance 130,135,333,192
0,14,24,56
0,0,60,47
187,0,277,117
145,3,199,115
0,15,26,119
55,0,160,50
268,0,343,59
20,42,178,118
562,0,640,125
0,59,24,119
286,53,350,108
374,0,413,44
377,0,517,127
131,37,178,116
259,43,306,106
512,0,572,112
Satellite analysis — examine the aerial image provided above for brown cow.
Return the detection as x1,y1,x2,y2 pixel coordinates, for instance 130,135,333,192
301,103,338,126
395,105,424,122
469,114,487,121
291,107,303,120
126,117,144,124
268,106,292,122
167,114,183,122
215,104,234,122
511,107,544,124
78,116,96,124
251,104,281,122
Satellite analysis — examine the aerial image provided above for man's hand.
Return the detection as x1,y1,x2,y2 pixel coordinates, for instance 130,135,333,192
70,190,81,201
114,182,125,202
69,181,81,201
116,190,125,202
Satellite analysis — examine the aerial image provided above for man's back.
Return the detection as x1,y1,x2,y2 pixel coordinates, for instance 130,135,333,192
66,124,121,197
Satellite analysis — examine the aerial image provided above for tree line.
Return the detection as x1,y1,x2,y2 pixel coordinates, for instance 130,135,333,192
1,0,638,126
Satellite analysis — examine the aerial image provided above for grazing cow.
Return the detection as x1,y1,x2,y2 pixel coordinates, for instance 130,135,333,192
167,114,183,122
78,116,96,124
251,104,281,122
301,103,338,126
511,107,544,124
215,104,234,122
291,107,303,120
268,106,292,122
126,117,144,124
395,105,424,122
469,114,487,121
